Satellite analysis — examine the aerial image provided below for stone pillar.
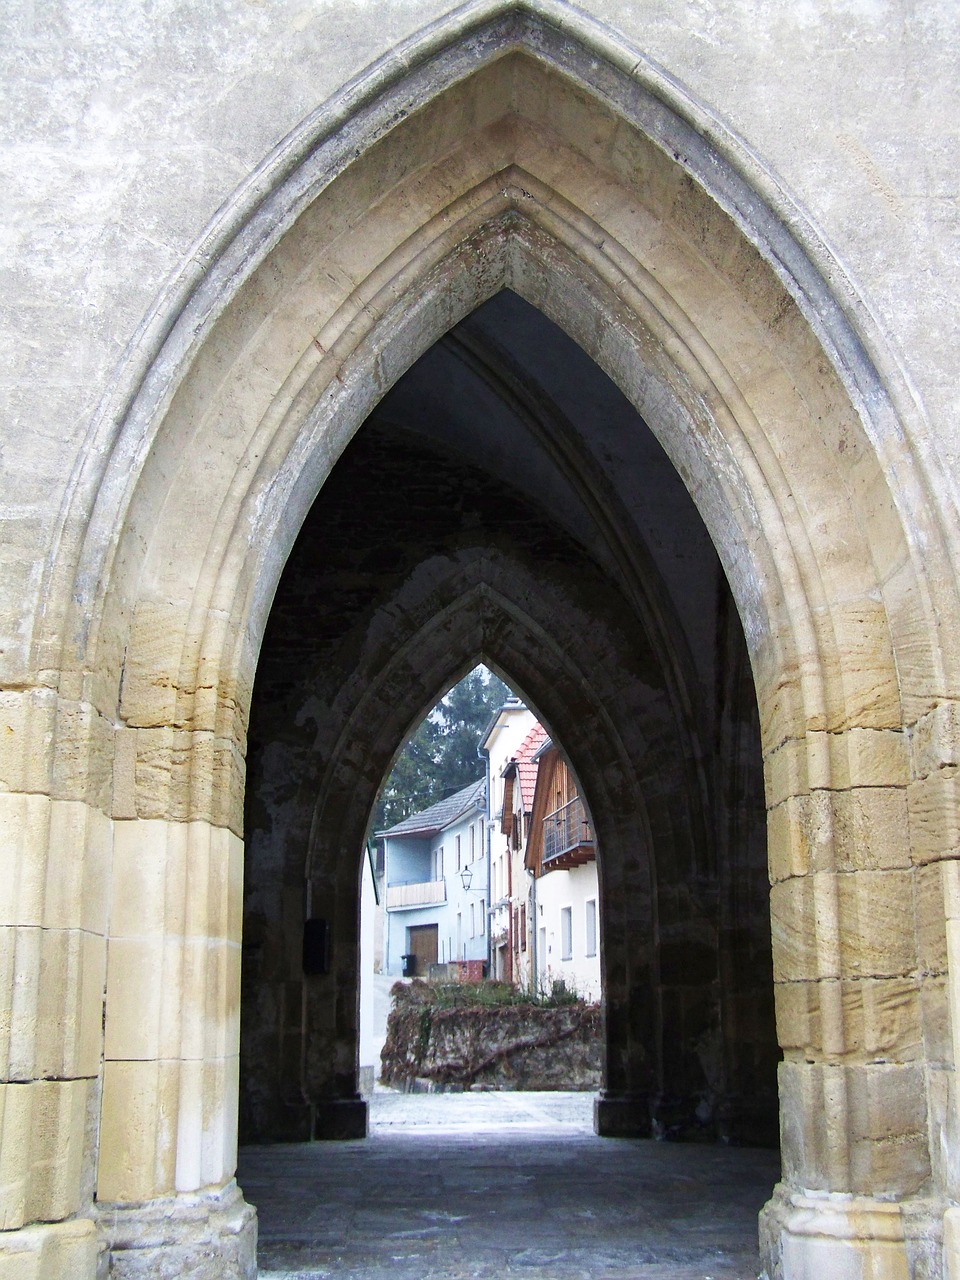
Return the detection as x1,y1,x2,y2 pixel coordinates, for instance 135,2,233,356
95,818,257,1278
595,873,656,1139
0,691,110,1279
760,726,943,1279
303,865,368,1141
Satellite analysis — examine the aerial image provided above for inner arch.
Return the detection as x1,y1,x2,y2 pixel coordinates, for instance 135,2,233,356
240,293,775,1157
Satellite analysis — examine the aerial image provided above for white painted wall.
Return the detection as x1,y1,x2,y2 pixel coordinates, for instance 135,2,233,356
535,861,602,1002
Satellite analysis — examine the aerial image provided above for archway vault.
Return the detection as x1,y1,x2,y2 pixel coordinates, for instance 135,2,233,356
10,6,959,1280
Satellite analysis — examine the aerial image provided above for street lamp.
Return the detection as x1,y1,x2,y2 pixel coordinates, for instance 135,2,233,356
459,865,473,892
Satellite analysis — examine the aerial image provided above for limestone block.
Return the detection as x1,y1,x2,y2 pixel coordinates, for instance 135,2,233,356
911,702,960,780
0,925,104,1080
920,976,949,1065
0,1080,89,1228
120,599,250,748
775,977,923,1063
98,1060,181,1203
774,979,820,1053
130,728,244,832
118,601,188,730
844,978,922,1062
110,818,242,943
174,1057,239,1192
104,936,173,1061
779,1060,929,1196
916,861,948,975
0,795,111,938
96,1180,255,1280
943,861,960,920
945,1205,960,1280
99,1058,239,1204
808,728,908,793
778,1059,849,1190
764,737,809,810
847,1062,929,1195
836,869,915,979
0,691,56,795
820,597,901,734
767,796,812,883
770,876,819,982
769,786,911,883
769,1190,912,1280
110,819,182,939
45,800,112,935
32,928,105,1080
111,728,138,821
0,1219,97,1280
830,788,911,873
49,698,114,809
0,795,50,928
908,766,960,865
179,938,240,1062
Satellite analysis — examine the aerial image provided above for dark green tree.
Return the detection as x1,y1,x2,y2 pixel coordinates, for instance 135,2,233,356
373,666,511,830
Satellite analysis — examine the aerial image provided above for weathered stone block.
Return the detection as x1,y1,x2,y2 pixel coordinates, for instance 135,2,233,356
845,977,922,1062
0,1219,97,1280
916,861,949,974
0,692,56,795
908,767,960,865
96,1181,255,1280
0,1080,89,1229
98,1060,181,1203
778,1060,848,1190
770,876,819,983
594,1091,652,1139
847,1062,929,1195
911,702,960,780
837,868,915,979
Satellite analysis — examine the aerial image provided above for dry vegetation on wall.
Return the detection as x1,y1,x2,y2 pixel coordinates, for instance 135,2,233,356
380,980,602,1091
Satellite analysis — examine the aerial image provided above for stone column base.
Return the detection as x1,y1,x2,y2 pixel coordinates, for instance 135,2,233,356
593,1091,652,1138
313,1095,368,1140
760,1183,944,1280
96,1180,256,1279
0,1218,98,1279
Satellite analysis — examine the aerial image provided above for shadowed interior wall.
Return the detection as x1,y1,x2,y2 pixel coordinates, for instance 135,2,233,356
241,292,776,1146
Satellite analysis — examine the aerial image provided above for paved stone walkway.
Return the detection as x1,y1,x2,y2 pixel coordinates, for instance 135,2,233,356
239,1092,779,1279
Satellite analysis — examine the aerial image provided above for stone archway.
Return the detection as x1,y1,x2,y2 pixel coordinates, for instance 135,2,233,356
240,296,775,1157
13,6,957,1278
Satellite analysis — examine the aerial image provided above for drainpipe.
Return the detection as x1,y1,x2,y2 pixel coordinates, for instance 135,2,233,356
505,819,512,983
482,749,492,978
527,867,537,995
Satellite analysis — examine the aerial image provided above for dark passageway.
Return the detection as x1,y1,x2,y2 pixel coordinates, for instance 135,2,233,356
239,290,779,1271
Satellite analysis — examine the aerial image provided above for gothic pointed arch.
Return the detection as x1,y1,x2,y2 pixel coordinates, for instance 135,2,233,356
47,8,953,1277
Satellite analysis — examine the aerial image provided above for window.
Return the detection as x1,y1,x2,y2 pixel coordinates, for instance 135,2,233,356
435,845,443,880
480,899,485,934
520,902,526,951
456,834,462,870
539,927,547,976
560,906,573,961
470,902,475,938
470,823,475,860
457,912,462,958
585,898,597,957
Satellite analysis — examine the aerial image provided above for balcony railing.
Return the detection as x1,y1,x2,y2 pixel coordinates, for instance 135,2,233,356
542,797,595,869
385,880,446,910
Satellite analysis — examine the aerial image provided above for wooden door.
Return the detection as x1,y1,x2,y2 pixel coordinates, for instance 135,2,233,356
407,924,438,976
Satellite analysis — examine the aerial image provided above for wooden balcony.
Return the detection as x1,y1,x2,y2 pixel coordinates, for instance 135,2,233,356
385,880,446,910
542,797,595,871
